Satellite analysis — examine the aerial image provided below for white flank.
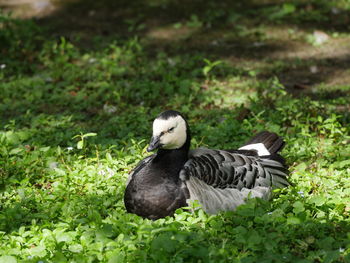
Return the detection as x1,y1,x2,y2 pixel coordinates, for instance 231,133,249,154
239,143,270,156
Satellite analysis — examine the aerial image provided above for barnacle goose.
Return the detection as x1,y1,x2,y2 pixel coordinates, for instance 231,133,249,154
124,110,289,220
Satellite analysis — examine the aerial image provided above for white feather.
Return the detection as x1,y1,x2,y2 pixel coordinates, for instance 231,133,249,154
153,116,187,149
239,143,270,156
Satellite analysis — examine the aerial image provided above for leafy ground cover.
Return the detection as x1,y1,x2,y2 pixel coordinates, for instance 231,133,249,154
1,0,350,262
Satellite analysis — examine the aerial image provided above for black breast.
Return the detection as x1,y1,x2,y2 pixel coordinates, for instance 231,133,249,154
124,164,188,220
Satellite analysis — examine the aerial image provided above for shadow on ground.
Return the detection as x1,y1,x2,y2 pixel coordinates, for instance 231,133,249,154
2,0,350,91
1,0,350,142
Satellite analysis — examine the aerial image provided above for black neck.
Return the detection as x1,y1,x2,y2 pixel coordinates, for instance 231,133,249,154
154,133,191,167
151,117,191,181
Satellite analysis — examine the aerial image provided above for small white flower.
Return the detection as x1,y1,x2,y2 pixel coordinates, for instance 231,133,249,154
67,147,73,151
332,7,340,14
218,117,226,123
106,167,115,178
89,58,97,63
0,64,6,69
339,247,345,253
297,191,305,197
98,170,106,176
45,77,53,83
48,162,58,169
309,66,318,74
267,212,272,215
103,104,117,114
98,168,115,178
167,58,176,66
252,42,265,47
313,31,329,45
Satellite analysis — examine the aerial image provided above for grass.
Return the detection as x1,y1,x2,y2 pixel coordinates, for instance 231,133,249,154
1,0,350,262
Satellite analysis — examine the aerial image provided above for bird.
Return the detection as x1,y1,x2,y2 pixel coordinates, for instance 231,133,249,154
124,110,289,220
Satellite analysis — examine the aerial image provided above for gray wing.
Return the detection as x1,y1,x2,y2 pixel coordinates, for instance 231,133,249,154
126,154,155,186
181,149,289,214
183,176,271,214
186,148,289,189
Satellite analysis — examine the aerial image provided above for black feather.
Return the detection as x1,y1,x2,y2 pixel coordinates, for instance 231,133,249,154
243,131,285,154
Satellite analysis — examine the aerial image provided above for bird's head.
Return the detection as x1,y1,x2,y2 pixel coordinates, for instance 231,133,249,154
147,110,189,152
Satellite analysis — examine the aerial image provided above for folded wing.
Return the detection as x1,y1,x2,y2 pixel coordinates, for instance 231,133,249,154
180,149,289,214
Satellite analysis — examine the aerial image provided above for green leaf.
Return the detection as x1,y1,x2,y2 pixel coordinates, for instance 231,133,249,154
324,250,340,263
0,256,17,263
68,244,83,253
151,233,177,253
56,231,75,243
82,132,97,138
309,196,326,206
318,237,335,250
173,22,182,29
9,148,23,155
108,250,125,263
27,245,47,257
209,219,223,229
106,152,113,162
52,252,67,262
247,230,261,245
287,217,301,224
236,206,255,217
336,159,350,168
17,188,25,200
77,140,84,149
54,168,66,176
198,209,207,221
39,146,50,152
283,3,296,13
294,162,307,172
293,201,305,214
203,66,211,76
5,131,20,144
268,3,296,20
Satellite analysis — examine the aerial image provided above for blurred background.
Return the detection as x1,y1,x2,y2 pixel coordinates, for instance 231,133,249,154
2,0,350,89
1,0,350,144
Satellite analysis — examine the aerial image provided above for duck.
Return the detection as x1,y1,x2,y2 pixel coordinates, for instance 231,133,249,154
124,110,289,220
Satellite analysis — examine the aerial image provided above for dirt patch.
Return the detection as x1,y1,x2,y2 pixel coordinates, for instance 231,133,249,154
0,0,78,18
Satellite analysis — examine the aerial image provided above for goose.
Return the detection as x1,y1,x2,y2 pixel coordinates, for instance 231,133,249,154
124,110,289,220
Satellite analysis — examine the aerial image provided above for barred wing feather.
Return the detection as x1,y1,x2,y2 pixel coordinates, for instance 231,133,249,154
180,149,289,213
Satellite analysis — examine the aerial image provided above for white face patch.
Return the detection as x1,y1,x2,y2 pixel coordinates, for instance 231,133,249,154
152,115,187,149
239,143,270,156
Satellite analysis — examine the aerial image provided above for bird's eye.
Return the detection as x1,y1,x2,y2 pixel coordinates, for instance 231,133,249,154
168,127,175,133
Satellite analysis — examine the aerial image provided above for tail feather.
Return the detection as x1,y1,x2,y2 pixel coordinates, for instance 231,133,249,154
243,131,285,154
239,131,289,178
238,131,287,166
